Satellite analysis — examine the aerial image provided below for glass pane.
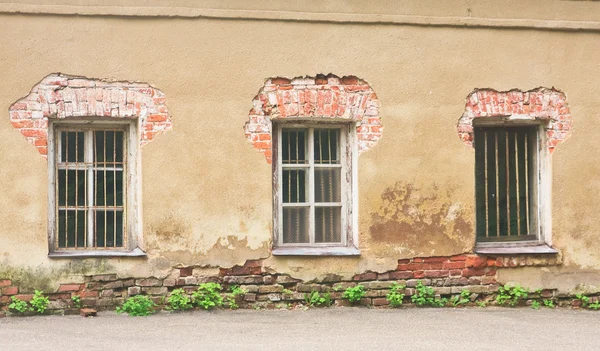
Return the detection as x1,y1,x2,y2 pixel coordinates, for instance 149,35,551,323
105,131,115,163
66,210,76,248
282,169,306,203
281,129,307,164
116,211,124,247
315,207,342,243
115,131,124,163
95,171,123,207
315,168,341,202
58,210,66,248
76,210,86,248
314,129,340,164
282,207,309,244
95,211,104,247
95,131,105,163
58,170,85,207
60,131,84,163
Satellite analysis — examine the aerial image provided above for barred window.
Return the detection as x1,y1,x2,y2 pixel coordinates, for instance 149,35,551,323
48,121,143,257
475,126,539,242
273,123,358,256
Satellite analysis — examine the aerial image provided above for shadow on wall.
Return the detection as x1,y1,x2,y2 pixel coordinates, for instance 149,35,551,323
369,182,473,256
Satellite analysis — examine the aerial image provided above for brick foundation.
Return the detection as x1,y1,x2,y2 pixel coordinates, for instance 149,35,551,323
0,253,584,315
244,74,382,163
457,87,572,153
9,73,173,157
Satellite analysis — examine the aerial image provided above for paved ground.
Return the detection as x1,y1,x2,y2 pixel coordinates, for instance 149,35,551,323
1,307,598,350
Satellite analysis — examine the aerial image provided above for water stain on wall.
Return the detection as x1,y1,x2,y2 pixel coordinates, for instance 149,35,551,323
160,235,269,268
369,182,473,256
0,259,114,293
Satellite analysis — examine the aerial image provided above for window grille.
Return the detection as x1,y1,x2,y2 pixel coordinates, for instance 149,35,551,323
475,126,538,242
278,126,345,245
55,128,126,249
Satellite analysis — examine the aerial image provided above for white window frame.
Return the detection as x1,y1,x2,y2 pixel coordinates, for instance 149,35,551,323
272,121,359,256
472,118,556,255
47,118,145,257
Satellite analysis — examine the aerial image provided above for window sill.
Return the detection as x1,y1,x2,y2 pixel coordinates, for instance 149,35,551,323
48,247,147,258
272,246,360,256
475,242,558,255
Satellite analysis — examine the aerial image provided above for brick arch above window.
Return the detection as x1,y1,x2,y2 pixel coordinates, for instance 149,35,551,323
9,73,173,158
457,87,572,153
244,74,382,163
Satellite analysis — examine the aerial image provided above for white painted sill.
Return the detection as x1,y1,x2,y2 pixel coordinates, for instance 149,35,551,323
48,247,147,258
475,241,558,255
272,246,360,256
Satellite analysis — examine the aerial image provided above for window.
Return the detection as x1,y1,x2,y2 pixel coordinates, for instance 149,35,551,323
272,123,359,256
473,121,555,254
48,120,144,257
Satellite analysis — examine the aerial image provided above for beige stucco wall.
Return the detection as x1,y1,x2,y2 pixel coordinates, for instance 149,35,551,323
0,1,599,292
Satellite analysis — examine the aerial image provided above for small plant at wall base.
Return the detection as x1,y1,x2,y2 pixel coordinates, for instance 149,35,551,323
543,299,555,308
30,290,50,314
8,296,28,313
451,289,471,307
575,294,589,308
167,288,193,311
192,283,224,310
386,283,406,307
226,285,246,310
71,295,82,308
343,285,366,304
116,295,156,316
304,291,332,307
531,301,541,310
496,285,529,307
411,281,446,307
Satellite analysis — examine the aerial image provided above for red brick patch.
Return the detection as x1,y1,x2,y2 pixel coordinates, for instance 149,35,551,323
457,88,572,153
9,73,173,158
244,74,382,163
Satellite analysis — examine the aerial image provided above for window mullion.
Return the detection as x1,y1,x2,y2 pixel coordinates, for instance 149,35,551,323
85,129,95,248
308,127,315,245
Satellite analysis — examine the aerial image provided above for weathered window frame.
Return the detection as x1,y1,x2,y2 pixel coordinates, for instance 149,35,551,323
473,118,556,255
47,118,145,258
272,120,359,256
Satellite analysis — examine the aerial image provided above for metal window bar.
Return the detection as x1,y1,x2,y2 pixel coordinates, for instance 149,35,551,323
475,127,537,242
56,128,126,250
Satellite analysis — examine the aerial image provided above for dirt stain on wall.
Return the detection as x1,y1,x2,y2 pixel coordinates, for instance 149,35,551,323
369,182,473,256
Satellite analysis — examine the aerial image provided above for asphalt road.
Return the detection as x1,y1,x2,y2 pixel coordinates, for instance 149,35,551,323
1,307,598,351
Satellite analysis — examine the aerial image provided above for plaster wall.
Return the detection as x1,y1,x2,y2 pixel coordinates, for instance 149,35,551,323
0,7,598,292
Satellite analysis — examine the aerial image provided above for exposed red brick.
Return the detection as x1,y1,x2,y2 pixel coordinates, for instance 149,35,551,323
372,298,389,306
244,74,381,164
413,271,426,279
458,88,572,153
2,287,18,296
353,272,377,281
9,73,172,158
14,294,33,302
397,259,410,264
58,284,83,292
423,270,450,278
465,256,488,268
48,293,71,301
449,255,467,261
0,280,11,288
179,267,193,277
421,257,449,263
461,268,487,278
271,77,291,85
443,261,466,270
389,271,414,280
